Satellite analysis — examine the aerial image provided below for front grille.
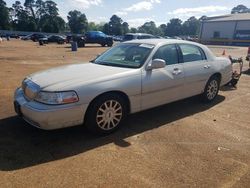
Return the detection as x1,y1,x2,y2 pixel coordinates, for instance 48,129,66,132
22,79,40,100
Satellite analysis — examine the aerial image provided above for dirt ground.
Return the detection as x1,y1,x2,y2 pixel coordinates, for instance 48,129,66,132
0,40,250,188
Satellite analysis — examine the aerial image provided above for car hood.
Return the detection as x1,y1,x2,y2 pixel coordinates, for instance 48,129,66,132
27,63,138,91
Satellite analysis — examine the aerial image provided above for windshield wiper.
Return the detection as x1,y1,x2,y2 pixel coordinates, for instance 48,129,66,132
93,61,137,69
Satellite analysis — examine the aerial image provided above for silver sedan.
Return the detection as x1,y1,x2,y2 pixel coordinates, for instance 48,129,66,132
14,39,232,134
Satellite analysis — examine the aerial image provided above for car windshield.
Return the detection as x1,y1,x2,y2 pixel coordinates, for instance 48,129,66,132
93,43,155,68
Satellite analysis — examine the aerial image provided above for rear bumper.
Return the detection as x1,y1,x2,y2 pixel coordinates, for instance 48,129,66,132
14,88,88,130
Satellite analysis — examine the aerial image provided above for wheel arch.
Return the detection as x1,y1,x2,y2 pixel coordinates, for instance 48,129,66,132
84,90,131,121
211,72,222,83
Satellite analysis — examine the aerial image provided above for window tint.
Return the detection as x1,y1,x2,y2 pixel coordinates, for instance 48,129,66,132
153,44,179,65
138,35,152,39
179,44,205,63
123,35,134,40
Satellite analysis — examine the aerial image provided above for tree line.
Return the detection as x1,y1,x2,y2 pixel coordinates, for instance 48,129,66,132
0,1,249,36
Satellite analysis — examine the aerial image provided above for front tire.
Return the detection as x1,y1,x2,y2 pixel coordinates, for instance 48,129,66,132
85,94,127,134
202,76,220,102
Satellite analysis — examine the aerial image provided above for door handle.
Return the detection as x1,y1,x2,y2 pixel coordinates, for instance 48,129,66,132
172,68,182,75
204,65,211,69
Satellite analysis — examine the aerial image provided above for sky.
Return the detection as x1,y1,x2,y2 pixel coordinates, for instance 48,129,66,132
5,0,250,27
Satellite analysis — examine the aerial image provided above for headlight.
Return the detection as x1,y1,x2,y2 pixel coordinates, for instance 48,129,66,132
35,91,79,105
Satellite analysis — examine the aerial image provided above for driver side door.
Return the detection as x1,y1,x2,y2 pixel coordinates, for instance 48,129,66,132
141,44,185,110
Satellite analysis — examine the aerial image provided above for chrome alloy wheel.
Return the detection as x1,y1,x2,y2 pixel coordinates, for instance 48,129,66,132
96,100,123,130
207,80,218,100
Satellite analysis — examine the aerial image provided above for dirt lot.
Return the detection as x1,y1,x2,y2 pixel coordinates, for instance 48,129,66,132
0,40,250,187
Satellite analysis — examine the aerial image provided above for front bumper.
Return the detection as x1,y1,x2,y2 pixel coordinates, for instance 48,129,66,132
14,88,88,130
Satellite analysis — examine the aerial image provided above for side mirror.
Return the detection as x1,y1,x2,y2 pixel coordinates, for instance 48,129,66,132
147,59,166,70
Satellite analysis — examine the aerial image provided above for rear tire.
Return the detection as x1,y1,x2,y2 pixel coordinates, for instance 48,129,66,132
107,41,113,47
85,93,127,135
201,76,220,102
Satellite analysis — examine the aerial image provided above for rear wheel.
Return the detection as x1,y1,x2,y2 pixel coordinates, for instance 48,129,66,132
201,76,220,102
85,94,127,134
107,41,113,47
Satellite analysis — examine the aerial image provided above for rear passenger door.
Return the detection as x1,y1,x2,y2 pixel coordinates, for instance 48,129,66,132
178,44,213,97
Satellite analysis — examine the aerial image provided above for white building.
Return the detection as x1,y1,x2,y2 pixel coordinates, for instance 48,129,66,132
199,13,250,45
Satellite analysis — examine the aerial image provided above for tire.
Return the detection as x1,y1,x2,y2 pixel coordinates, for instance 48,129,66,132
85,93,128,135
107,42,113,47
101,43,106,47
201,76,220,102
78,41,85,47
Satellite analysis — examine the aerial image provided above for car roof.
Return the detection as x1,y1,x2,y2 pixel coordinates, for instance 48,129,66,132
123,39,206,48
125,33,154,36
123,39,216,61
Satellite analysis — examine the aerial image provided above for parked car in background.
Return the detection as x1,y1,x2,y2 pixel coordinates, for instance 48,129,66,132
34,34,66,45
14,39,232,134
173,36,182,40
122,33,158,42
83,31,113,47
113,35,124,42
30,33,47,42
38,35,67,45
21,34,33,40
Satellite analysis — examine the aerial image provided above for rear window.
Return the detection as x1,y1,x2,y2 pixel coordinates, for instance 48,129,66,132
179,44,206,63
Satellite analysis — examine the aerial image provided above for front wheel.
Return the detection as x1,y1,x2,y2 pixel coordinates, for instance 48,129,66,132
201,76,220,102
85,94,127,134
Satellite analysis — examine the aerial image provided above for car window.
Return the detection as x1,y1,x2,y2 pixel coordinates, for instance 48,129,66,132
94,43,154,68
153,44,179,65
179,44,205,63
138,35,151,39
123,35,134,41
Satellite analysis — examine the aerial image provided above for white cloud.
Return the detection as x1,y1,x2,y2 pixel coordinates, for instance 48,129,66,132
167,6,230,21
125,0,161,12
127,17,154,28
168,6,229,16
89,16,107,23
73,0,102,9
114,11,128,16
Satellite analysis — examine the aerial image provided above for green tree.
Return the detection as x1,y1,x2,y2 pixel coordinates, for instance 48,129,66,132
11,1,36,31
109,15,123,35
39,1,65,32
182,16,200,35
158,24,167,36
67,10,88,34
130,27,137,33
88,22,104,31
138,21,160,35
165,18,183,37
231,4,250,14
122,22,129,34
88,22,97,31
103,23,111,34
199,15,208,21
10,0,65,32
0,0,10,29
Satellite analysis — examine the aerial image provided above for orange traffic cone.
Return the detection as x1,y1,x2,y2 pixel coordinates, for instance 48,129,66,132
222,50,226,56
